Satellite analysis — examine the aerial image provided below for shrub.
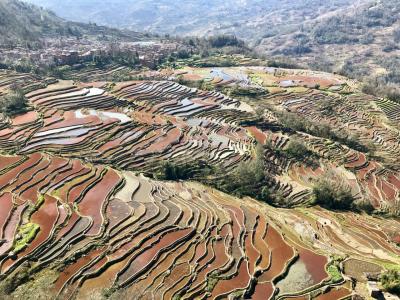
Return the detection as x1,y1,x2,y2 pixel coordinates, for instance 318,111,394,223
381,270,400,295
225,144,266,197
284,139,310,160
13,223,40,254
207,35,244,48
354,200,375,214
156,160,213,181
327,264,342,283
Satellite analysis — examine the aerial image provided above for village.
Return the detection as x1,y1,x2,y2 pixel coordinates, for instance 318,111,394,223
0,37,192,69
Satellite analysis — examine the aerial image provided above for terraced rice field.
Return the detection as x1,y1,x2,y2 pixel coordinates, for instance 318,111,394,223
0,153,351,299
0,70,398,211
0,67,399,299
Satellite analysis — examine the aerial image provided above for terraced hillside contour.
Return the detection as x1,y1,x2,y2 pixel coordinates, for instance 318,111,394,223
0,67,399,299
0,152,399,299
1,67,399,212
0,153,352,299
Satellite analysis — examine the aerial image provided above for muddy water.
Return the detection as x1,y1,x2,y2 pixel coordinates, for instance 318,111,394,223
0,204,25,256
0,193,13,235
12,111,37,126
191,237,230,290
0,154,42,190
53,247,105,292
251,281,274,300
0,155,24,171
78,169,120,236
139,127,181,154
118,228,193,284
55,211,79,241
275,258,314,295
1,195,59,273
136,240,194,294
246,126,267,144
259,226,295,282
210,259,250,298
245,231,260,274
67,166,103,203
106,199,131,230
254,216,270,269
315,287,351,300
20,157,68,202
297,247,328,283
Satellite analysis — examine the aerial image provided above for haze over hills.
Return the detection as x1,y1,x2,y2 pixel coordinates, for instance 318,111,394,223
24,0,355,39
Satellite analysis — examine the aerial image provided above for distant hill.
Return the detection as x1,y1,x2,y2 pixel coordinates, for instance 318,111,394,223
257,0,400,81
23,0,400,98
0,0,144,47
23,0,354,39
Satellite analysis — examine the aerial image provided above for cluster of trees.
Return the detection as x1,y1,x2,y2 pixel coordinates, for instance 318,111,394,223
0,87,28,117
276,111,372,154
312,16,361,45
312,179,354,210
312,176,376,213
155,160,214,181
218,144,270,201
266,58,302,69
283,139,312,160
179,35,251,59
152,138,381,214
206,35,245,49
154,144,273,204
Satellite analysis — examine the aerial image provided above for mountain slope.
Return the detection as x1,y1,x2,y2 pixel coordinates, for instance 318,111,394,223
0,0,65,43
23,0,355,38
23,0,400,98
257,0,400,79
0,0,143,46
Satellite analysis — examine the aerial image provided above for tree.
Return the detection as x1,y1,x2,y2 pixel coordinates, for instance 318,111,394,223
312,179,354,210
285,139,310,160
0,88,28,117
221,144,270,201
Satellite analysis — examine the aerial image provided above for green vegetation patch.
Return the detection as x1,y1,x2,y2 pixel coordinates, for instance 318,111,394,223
35,194,45,209
326,256,344,283
206,272,220,293
327,264,342,283
13,223,40,254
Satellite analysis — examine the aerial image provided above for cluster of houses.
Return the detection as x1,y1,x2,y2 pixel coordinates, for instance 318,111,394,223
0,37,192,69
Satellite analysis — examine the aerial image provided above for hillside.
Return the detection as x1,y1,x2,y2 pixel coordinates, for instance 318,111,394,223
24,0,400,98
257,0,400,92
22,0,354,38
0,62,399,299
0,0,143,46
